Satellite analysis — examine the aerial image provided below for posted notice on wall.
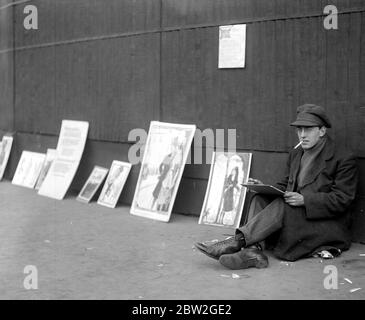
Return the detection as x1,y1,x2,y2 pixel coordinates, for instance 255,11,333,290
218,24,246,69
38,120,89,200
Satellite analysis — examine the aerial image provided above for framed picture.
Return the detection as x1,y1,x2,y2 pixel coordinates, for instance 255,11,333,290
130,121,196,222
77,166,109,203
97,161,131,208
199,152,252,228
35,148,57,190
0,135,14,181
12,151,46,189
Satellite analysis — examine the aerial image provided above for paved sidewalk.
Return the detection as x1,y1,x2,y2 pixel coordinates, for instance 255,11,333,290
0,182,364,300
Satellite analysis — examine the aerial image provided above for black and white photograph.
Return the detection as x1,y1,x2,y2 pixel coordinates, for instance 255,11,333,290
0,0,364,307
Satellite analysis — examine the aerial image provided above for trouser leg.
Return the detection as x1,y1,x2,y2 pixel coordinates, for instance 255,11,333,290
237,196,285,247
245,194,277,223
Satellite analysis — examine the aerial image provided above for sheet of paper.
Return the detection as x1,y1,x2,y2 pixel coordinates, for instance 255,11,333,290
241,184,285,196
38,120,89,200
218,24,246,69
0,135,14,180
12,151,46,188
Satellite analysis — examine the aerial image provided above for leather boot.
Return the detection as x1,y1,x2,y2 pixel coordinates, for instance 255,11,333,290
219,245,269,269
195,234,245,260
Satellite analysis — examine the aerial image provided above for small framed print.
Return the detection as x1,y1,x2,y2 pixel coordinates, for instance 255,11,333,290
12,151,46,189
97,161,132,208
77,166,109,203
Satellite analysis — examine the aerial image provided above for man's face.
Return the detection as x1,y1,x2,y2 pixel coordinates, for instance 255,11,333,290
296,126,326,150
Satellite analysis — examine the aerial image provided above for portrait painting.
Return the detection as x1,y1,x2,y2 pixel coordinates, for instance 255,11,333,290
97,161,131,208
77,166,109,203
199,152,252,228
130,121,196,222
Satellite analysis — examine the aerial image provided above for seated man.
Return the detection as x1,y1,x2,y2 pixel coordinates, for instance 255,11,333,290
195,104,358,269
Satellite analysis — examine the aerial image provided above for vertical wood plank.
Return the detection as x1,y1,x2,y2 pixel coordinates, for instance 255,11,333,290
0,1,14,131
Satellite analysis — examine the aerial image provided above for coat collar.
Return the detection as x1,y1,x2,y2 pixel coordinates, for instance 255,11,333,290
297,136,335,189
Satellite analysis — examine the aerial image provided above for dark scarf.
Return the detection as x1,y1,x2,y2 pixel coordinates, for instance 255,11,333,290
297,135,327,189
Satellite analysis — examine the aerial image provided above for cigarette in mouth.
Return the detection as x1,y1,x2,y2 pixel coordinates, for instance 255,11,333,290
294,141,303,149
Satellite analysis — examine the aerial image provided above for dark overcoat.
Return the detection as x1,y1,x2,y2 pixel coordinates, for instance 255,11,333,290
271,136,358,261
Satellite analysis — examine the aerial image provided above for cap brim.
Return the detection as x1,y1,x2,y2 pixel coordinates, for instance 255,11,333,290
290,120,319,127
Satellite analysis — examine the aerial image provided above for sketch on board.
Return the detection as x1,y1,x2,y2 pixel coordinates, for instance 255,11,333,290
130,121,196,222
97,161,131,208
199,152,252,228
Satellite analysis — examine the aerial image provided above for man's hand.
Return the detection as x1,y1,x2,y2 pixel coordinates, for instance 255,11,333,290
248,178,263,185
284,192,304,207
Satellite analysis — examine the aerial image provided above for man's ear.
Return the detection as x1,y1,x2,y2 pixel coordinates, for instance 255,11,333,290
319,126,327,137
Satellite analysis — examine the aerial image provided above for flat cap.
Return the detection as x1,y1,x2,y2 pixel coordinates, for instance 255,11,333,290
290,104,331,128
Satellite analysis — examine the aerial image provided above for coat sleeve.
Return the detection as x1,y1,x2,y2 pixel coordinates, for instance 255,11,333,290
302,154,358,220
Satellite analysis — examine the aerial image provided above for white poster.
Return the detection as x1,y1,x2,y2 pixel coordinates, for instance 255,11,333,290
97,161,131,208
130,121,196,222
35,148,57,190
218,24,246,69
38,120,89,200
0,135,14,180
12,151,46,189
199,152,252,229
